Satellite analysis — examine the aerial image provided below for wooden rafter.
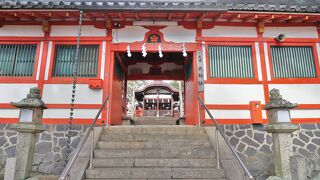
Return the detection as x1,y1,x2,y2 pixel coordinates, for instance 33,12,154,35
168,13,173,21
273,15,292,22
183,13,190,21
260,15,275,22
288,15,309,23
135,13,140,20
227,14,240,22
212,13,222,22
242,14,258,22
118,13,125,21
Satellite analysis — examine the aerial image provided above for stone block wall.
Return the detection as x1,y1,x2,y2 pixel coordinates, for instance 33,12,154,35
222,123,320,179
0,124,86,177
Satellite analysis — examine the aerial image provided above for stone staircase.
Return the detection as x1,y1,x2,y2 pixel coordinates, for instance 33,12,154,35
133,117,179,125
84,126,226,180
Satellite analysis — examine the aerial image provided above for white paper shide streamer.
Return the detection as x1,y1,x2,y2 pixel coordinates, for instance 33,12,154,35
158,44,163,58
127,44,132,57
142,43,147,57
182,43,187,57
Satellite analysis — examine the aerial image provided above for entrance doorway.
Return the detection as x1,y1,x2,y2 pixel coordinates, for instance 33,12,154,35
129,80,183,118
109,50,198,125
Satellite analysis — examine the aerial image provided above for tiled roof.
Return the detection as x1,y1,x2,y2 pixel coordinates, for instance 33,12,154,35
0,0,319,13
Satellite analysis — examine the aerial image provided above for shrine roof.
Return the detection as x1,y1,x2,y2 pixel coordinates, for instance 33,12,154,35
0,0,320,13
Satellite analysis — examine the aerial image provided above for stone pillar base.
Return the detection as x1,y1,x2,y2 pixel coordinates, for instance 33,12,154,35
266,123,299,180
9,124,46,179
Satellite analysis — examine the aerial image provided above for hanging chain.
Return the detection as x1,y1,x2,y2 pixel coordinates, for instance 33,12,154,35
65,10,83,176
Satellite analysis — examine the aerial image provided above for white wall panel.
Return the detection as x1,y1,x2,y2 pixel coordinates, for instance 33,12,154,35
100,41,106,79
36,41,44,80
0,109,20,118
0,84,37,103
263,43,272,81
255,42,263,81
269,84,320,104
316,43,320,68
44,41,53,80
112,26,148,43
202,43,207,80
206,110,250,119
204,84,265,104
264,27,318,38
0,25,44,37
291,110,320,118
160,26,196,43
42,84,102,104
43,109,100,118
51,25,106,37
202,26,257,37
262,110,267,119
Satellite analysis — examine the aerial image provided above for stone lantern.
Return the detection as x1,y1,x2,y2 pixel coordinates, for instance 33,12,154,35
265,88,299,180
6,87,47,179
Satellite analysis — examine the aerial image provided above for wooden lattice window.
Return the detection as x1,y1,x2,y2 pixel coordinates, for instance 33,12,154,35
53,45,99,77
270,46,317,78
0,44,37,77
208,45,254,78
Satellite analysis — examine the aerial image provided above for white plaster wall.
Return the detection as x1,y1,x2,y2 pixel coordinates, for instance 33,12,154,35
206,110,250,119
160,26,196,43
202,26,257,37
204,84,265,104
262,110,267,119
269,84,320,104
0,109,20,118
42,84,102,104
316,43,320,68
291,110,320,118
112,26,148,43
50,25,106,37
43,109,100,118
206,109,267,119
100,41,106,79
0,25,44,37
44,41,53,80
263,43,272,81
264,26,318,38
255,42,263,81
36,41,44,80
0,84,37,103
202,43,207,80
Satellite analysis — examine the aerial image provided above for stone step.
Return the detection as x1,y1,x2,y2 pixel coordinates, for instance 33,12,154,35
134,119,177,125
134,117,179,121
102,126,205,134
85,168,225,179
94,148,215,158
85,179,226,180
97,140,211,149
100,133,208,142
92,158,216,168
172,168,226,179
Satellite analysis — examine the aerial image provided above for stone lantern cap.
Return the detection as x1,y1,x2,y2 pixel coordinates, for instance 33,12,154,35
264,88,298,110
10,87,47,109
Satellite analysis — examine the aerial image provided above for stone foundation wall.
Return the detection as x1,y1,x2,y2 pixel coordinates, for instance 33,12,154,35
222,123,320,179
1,123,319,179
0,124,86,177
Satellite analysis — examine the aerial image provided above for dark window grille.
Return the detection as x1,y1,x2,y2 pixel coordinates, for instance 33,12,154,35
53,45,99,77
0,44,37,77
270,46,317,78
208,46,254,78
